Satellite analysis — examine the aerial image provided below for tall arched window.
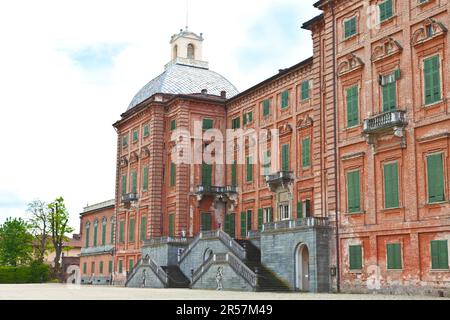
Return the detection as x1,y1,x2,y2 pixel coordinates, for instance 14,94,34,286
102,217,107,246
93,219,98,247
187,44,195,59
110,217,115,245
85,222,90,248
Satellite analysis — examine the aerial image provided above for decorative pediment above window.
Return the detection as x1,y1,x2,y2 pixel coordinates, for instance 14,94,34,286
411,18,448,46
278,122,293,136
130,152,139,164
297,116,314,129
140,147,150,159
120,157,128,168
371,37,403,62
337,53,364,76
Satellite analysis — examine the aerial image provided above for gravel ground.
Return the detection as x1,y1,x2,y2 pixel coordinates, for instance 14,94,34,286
0,284,447,300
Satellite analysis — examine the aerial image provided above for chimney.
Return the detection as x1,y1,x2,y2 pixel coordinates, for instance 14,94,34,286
220,91,227,98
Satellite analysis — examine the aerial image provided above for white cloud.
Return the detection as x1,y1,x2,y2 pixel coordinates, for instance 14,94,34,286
0,0,319,230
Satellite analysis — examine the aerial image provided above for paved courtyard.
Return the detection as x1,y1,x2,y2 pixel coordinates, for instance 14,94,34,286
0,284,447,300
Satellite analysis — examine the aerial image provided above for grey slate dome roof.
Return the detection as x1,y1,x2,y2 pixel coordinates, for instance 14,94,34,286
127,60,239,110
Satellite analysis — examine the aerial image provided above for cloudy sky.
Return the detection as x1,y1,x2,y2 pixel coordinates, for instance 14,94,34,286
0,0,319,230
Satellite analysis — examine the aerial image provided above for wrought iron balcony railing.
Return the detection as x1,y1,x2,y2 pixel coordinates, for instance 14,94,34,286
195,185,238,195
265,171,294,183
121,193,138,204
363,110,407,134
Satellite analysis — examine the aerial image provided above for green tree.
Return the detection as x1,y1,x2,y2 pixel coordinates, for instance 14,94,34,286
48,197,74,272
0,218,34,266
27,200,51,263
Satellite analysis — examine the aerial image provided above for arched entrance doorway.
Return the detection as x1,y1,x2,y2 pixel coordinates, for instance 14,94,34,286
295,244,310,292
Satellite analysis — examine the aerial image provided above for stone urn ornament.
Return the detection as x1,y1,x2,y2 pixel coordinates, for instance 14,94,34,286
216,267,224,291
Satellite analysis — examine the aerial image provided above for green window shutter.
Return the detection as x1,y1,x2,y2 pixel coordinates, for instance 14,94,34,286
83,262,87,274
379,0,393,22
382,81,397,112
424,55,441,105
386,243,402,270
263,99,270,116
99,261,104,274
347,170,361,213
305,200,311,217
281,90,289,109
169,214,175,237
108,261,113,274
269,207,274,223
232,117,241,129
118,260,123,274
240,211,247,238
431,240,449,269
202,119,213,130
344,17,357,38
129,259,134,271
224,214,235,238
302,138,311,168
301,81,310,101
142,167,149,191
93,223,98,247
143,125,150,137
133,130,138,142
281,144,290,171
131,172,137,194
102,220,106,246
202,163,212,186
247,211,252,232
85,225,90,248
232,161,237,186
263,151,271,176
129,218,135,242
349,245,363,270
427,153,445,203
258,209,263,231
110,220,114,245
170,163,176,187
141,216,147,241
119,221,124,243
121,175,127,195
346,86,359,127
297,201,303,219
201,213,212,231
246,156,253,182
122,136,128,148
384,162,399,209
170,119,177,131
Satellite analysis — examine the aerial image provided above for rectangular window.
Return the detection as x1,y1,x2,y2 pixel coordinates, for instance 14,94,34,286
297,201,303,219
121,175,127,195
301,80,310,101
170,119,177,131
224,213,235,238
281,144,290,171
129,259,134,271
140,216,147,241
431,240,449,270
231,117,240,130
382,81,397,112
427,153,445,203
302,138,311,168
99,261,104,274
83,262,87,274
424,55,441,105
263,150,271,176
169,213,175,237
201,213,212,231
170,162,176,187
108,261,113,274
142,167,148,191
132,129,138,143
143,124,150,137
246,156,253,182
384,162,400,209
119,220,125,243
263,99,270,116
240,211,253,238
258,209,263,231
131,171,137,194
91,262,95,274
349,245,363,270
129,218,135,242
110,220,114,245
281,90,289,109
379,0,393,22
344,16,357,39
202,163,212,187
346,85,359,127
118,260,123,274
279,204,290,221
102,221,106,246
231,160,237,186
202,119,213,130
243,111,253,125
263,207,273,223
247,210,252,233
122,135,128,148
386,243,402,270
347,170,361,213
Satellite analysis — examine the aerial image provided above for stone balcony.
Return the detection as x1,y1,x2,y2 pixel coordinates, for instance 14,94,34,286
81,245,114,257
194,185,238,196
121,193,138,204
265,171,294,192
262,217,329,233
363,110,408,144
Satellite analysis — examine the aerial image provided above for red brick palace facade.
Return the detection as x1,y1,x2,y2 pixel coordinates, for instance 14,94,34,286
80,0,450,294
